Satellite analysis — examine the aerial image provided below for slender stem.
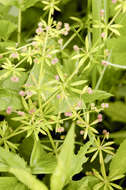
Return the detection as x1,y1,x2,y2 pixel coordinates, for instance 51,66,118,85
92,0,102,45
107,61,126,69
62,28,81,50
46,129,58,157
18,8,22,44
95,65,107,90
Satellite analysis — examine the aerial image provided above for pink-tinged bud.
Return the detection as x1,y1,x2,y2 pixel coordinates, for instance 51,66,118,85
77,101,82,108
38,22,42,27
101,32,106,38
56,21,62,29
105,103,109,108
64,112,72,117
21,47,27,52
0,54,3,59
104,49,110,57
57,94,61,99
36,27,43,35
100,9,105,17
87,87,93,94
24,83,31,87
73,45,79,51
17,111,25,116
19,90,25,97
102,129,109,139
29,108,35,114
55,75,59,80
112,0,117,3
32,41,37,46
77,120,82,124
33,58,39,64
51,58,58,65
46,26,51,31
101,103,105,108
6,106,12,115
11,76,19,83
97,114,103,122
80,130,84,135
57,21,62,27
58,39,63,45
26,91,32,96
91,103,95,110
57,127,64,133
101,60,108,66
47,54,51,58
10,52,18,59
62,31,69,36
64,23,70,31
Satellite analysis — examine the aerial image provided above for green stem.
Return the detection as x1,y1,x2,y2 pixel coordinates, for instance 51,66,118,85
62,28,81,50
46,129,58,157
95,65,107,90
18,8,22,44
92,0,102,45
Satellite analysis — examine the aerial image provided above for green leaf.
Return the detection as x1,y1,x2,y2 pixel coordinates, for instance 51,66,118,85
105,102,126,123
65,176,100,190
0,147,48,190
109,139,126,178
0,20,17,40
9,168,48,190
0,177,28,190
0,147,27,170
51,125,75,190
70,141,92,179
107,36,126,66
0,89,22,111
0,71,28,91
0,0,19,7
82,90,112,103
51,125,91,190
21,0,41,11
30,140,57,174
0,0,40,11
70,80,87,86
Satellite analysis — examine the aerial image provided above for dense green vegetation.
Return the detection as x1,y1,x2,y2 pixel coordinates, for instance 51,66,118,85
0,0,126,189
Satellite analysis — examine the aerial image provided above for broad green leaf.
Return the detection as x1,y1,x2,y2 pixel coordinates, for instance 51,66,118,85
107,36,126,66
0,177,28,190
65,176,100,190
51,125,75,190
109,139,126,178
82,90,112,103
0,20,17,40
0,41,16,51
105,102,126,123
0,147,27,170
0,0,19,7
30,140,57,174
0,89,22,111
0,71,28,91
9,168,48,190
0,0,40,11
0,147,48,190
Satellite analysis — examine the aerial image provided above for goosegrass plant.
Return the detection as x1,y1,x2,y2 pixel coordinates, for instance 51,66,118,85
0,0,126,190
